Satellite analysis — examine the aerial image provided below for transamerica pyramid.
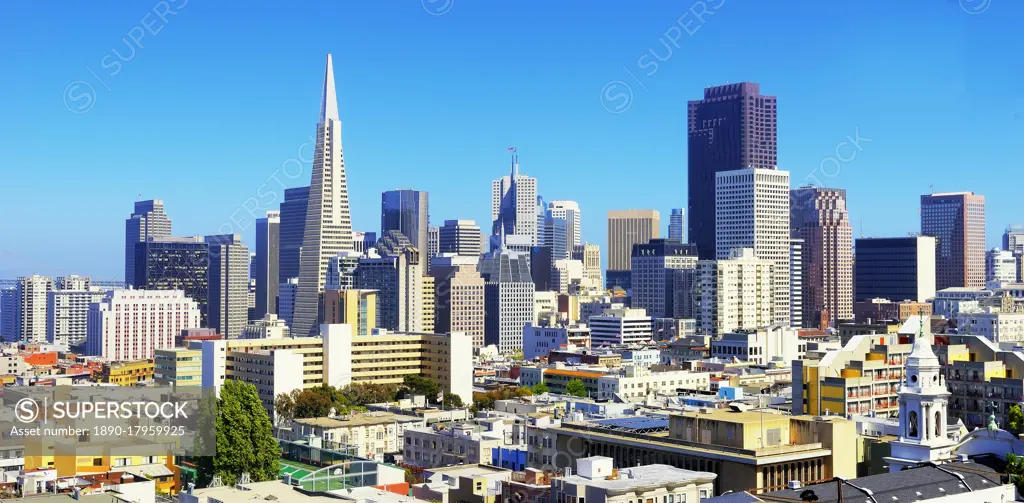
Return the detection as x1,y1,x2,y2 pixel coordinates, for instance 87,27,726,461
292,54,354,337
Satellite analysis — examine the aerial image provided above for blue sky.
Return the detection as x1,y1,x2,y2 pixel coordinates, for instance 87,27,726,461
1,1,1021,280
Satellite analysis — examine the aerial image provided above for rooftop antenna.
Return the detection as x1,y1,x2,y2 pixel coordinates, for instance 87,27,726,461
508,146,518,177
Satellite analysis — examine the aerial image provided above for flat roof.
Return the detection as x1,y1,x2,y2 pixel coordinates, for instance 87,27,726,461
561,464,716,491
294,413,420,428
426,464,509,478
676,409,791,424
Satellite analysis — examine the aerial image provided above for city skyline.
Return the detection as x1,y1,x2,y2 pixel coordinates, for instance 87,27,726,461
2,3,1023,280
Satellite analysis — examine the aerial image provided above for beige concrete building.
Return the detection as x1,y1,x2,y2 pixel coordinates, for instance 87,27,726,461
324,289,377,335
607,210,660,284
791,187,853,327
921,192,986,289
431,255,486,348
153,347,201,388
697,248,774,335
289,412,425,462
546,410,856,494
422,275,435,333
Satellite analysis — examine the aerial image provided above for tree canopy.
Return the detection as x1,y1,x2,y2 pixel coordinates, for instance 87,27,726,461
564,378,588,397
403,374,441,399
530,382,549,395
1008,403,1023,434
196,380,280,487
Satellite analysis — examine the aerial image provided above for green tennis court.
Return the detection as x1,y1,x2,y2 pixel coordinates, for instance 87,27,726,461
279,460,318,481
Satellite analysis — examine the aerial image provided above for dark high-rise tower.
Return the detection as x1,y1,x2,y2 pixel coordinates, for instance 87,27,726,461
920,192,986,289
381,189,429,268
278,186,309,284
125,199,172,285
254,211,280,318
687,82,777,259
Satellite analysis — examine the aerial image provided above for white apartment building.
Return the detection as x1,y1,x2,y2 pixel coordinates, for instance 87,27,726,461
710,324,806,365
552,259,585,294
16,275,52,343
986,249,1019,283
289,413,424,462
86,289,201,361
697,248,774,335
716,168,791,324
588,307,652,346
534,291,559,325
47,288,106,347
242,313,290,339
957,309,1024,343
931,287,992,318
519,365,711,401
552,457,716,503
522,323,591,360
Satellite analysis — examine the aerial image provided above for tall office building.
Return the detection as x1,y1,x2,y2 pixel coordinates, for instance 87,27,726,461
439,220,483,257
0,288,16,341
791,187,853,327
381,189,429,266
491,154,538,249
86,289,201,361
538,215,568,261
790,239,804,329
134,237,209,326
355,240,422,332
124,199,172,285
573,243,602,286
254,211,280,319
431,254,486,348
480,249,535,353
294,54,356,337
421,275,435,333
48,287,106,347
986,249,1018,284
325,251,362,290
668,209,685,242
205,234,250,339
278,278,298,328
529,246,554,292
716,169,791,324
606,209,660,290
278,186,309,284
426,226,439,273
688,83,777,259
55,275,91,291
323,289,377,335
696,248,774,335
547,201,581,256
630,239,698,319
854,236,936,303
1004,225,1024,254
920,192,986,289
16,275,53,343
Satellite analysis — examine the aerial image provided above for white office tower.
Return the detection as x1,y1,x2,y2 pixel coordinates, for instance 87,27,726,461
294,54,355,337
431,254,486,348
697,248,775,335
278,278,298,327
715,169,790,325
479,249,535,353
325,251,362,290
205,234,250,339
986,248,1018,284
552,259,585,294
589,307,653,346
48,286,106,347
439,220,483,257
790,238,804,328
491,152,538,249
427,226,439,273
668,208,685,242
1004,225,1024,255
16,275,52,343
547,200,582,255
573,243,602,286
242,314,290,339
86,289,201,361
539,213,569,260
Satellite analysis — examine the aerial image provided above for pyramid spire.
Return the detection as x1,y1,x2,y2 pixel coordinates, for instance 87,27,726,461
319,54,339,122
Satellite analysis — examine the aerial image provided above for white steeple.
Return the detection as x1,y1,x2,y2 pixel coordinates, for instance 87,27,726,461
885,314,955,472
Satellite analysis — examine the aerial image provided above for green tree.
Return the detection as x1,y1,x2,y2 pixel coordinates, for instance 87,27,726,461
564,378,588,397
1007,453,1024,494
312,384,353,415
403,375,441,400
273,390,298,428
443,392,464,408
342,382,400,406
1009,404,1024,434
530,382,550,395
294,389,333,419
196,380,280,487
